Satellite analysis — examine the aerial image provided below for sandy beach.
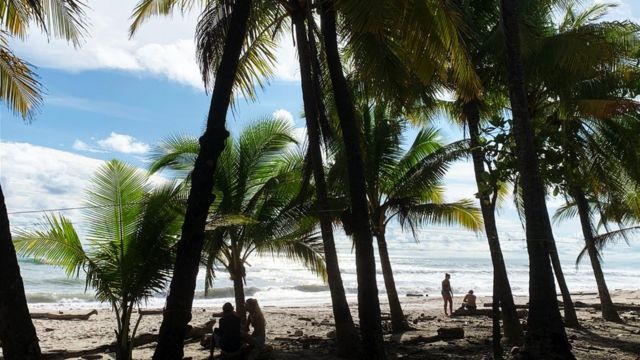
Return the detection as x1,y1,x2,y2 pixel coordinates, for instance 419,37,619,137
21,290,640,359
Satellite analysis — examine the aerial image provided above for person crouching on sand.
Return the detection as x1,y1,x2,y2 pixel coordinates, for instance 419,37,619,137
210,302,242,358
442,273,453,316
460,290,477,311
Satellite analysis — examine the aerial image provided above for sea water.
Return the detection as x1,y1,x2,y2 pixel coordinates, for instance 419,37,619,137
17,225,640,309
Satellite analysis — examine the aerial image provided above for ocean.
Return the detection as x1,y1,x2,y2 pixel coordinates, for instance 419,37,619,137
17,225,640,309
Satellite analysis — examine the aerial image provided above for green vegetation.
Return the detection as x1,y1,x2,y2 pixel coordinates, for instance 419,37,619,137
1,0,639,359
14,160,184,360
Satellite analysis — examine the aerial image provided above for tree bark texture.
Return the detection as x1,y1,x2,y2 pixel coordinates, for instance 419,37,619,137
375,228,408,333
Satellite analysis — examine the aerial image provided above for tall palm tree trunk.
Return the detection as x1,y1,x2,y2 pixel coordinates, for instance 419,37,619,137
547,236,579,327
499,1,574,358
291,6,359,357
375,228,408,333
0,184,41,359
464,101,522,344
319,2,386,359
572,188,621,322
152,1,252,358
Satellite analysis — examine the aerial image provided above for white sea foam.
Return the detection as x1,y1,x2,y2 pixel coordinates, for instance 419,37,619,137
19,227,640,309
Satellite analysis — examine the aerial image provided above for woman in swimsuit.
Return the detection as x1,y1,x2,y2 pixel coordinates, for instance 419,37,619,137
442,273,453,316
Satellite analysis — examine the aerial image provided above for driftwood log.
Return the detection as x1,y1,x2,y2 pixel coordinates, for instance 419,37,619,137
402,327,464,345
42,319,215,359
31,309,98,321
451,308,528,318
573,301,640,312
483,303,529,309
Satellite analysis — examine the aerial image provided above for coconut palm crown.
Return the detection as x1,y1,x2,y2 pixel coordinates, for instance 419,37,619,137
14,160,184,360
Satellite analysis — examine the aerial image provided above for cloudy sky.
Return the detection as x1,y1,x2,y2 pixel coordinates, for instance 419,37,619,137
2,0,639,264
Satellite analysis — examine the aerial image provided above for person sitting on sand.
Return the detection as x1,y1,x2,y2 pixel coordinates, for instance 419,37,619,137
211,302,242,357
442,273,453,316
460,290,477,311
243,298,266,348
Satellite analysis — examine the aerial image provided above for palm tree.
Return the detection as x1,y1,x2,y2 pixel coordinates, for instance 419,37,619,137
132,0,254,357
498,0,574,358
287,1,359,354
14,160,184,360
332,105,482,332
149,118,327,322
520,1,640,323
435,0,524,344
319,2,386,357
0,1,86,358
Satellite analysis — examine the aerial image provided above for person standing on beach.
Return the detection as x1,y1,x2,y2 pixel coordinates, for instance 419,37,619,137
442,273,453,316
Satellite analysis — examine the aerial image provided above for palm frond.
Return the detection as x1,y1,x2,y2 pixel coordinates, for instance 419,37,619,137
14,214,88,277
129,0,198,37
0,32,42,120
39,0,87,46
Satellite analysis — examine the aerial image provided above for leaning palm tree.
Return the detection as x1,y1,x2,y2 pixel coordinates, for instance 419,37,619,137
14,160,184,360
498,0,574,357
1,1,86,358
331,105,482,333
149,118,327,322
129,1,254,357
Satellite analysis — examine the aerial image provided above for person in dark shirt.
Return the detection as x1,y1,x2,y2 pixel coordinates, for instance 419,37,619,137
211,302,242,356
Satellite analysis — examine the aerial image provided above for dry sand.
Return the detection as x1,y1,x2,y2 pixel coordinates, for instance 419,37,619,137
21,290,640,359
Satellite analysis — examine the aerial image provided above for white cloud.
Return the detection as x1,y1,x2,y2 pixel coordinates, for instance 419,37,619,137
1,142,104,229
96,132,150,154
272,108,295,126
1,142,166,233
72,139,104,153
11,0,299,89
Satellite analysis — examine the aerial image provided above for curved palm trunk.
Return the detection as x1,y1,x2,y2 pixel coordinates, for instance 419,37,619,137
375,229,408,333
320,2,386,359
0,184,42,359
573,188,621,322
499,1,574,358
291,5,359,356
464,101,523,344
153,1,252,358
548,237,579,327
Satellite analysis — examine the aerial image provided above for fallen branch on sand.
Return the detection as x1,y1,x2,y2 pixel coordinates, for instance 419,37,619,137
402,327,465,345
573,301,640,312
42,319,215,359
451,308,528,318
31,309,98,321
482,303,529,309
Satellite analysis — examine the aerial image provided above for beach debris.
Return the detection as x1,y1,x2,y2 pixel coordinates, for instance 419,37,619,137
451,308,528,318
43,319,214,359
412,315,436,324
406,293,424,297
31,309,98,321
138,308,164,316
510,346,520,355
482,303,529,309
573,301,640,312
326,330,336,339
297,317,313,322
293,330,304,337
401,327,465,345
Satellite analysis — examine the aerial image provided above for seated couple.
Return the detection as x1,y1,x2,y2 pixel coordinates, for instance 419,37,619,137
211,298,266,359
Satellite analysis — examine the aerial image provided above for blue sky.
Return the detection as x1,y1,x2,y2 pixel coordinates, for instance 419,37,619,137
1,0,639,264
